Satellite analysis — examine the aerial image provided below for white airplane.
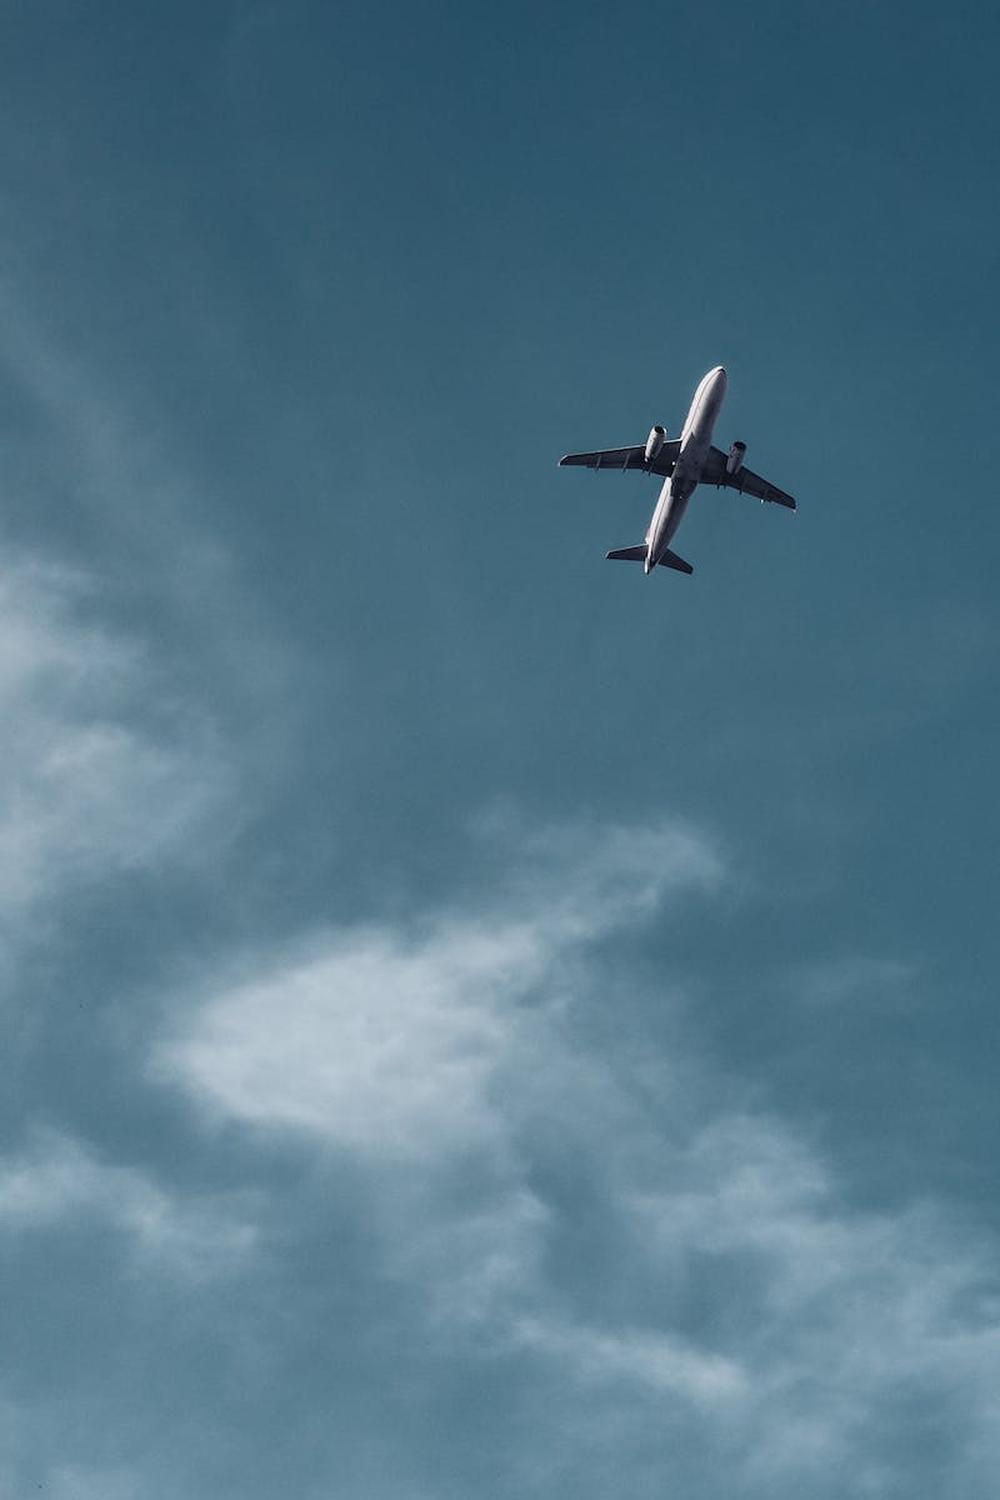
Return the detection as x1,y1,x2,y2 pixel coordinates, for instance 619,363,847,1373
559,366,795,575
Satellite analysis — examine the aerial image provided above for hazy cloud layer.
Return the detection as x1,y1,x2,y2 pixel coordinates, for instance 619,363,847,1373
0,1127,258,1277
154,821,1000,1496
0,558,227,927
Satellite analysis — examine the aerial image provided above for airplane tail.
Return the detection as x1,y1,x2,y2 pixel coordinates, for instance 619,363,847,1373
606,545,694,575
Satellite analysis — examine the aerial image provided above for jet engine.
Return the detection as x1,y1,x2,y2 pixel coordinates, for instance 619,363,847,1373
644,424,667,462
726,440,747,475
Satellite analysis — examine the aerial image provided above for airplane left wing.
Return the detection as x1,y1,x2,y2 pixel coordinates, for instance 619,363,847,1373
559,440,681,478
700,445,796,510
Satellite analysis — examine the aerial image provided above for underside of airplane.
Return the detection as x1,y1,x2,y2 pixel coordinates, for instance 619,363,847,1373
559,367,795,577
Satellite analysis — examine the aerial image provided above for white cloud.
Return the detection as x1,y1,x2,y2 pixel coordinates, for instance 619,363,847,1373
154,818,1000,1489
621,1113,1000,1484
158,923,536,1158
514,1315,749,1406
0,1129,257,1279
385,1182,553,1332
0,281,299,880
156,820,722,1159
0,558,228,929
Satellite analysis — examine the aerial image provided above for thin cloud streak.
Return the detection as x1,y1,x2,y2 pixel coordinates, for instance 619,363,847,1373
513,1315,750,1406
0,557,229,933
0,1128,259,1279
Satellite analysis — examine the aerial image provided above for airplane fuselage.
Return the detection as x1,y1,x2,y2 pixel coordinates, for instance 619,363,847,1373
644,365,728,574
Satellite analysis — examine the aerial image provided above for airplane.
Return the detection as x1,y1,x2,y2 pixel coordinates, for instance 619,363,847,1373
558,366,795,576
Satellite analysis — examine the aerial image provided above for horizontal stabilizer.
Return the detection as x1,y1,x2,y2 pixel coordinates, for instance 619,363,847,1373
659,547,693,575
605,545,694,575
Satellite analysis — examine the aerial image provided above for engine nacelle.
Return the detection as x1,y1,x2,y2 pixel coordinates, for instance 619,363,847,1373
644,424,667,463
726,440,747,475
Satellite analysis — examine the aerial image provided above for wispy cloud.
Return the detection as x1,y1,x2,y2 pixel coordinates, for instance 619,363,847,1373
0,270,301,764
155,817,1000,1491
0,556,228,934
155,819,722,1158
627,1114,1000,1478
0,272,233,624
514,1315,750,1406
790,953,917,1008
0,1128,258,1279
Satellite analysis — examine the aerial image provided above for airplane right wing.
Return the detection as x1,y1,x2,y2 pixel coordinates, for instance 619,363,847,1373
700,446,797,509
559,439,681,478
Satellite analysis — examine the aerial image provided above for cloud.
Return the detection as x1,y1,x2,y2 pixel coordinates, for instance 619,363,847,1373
0,271,299,748
790,954,917,1008
0,556,229,932
158,923,534,1158
0,273,225,577
155,819,722,1159
0,1128,257,1279
154,818,1000,1492
627,1115,1000,1475
514,1315,749,1406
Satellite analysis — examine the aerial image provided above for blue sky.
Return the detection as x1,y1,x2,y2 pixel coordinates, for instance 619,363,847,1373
1,1,999,1495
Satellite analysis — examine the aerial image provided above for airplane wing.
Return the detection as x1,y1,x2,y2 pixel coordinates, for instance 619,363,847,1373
559,439,681,479
700,445,796,510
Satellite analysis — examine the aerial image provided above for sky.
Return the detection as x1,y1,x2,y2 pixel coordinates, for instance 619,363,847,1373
0,1,999,1495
